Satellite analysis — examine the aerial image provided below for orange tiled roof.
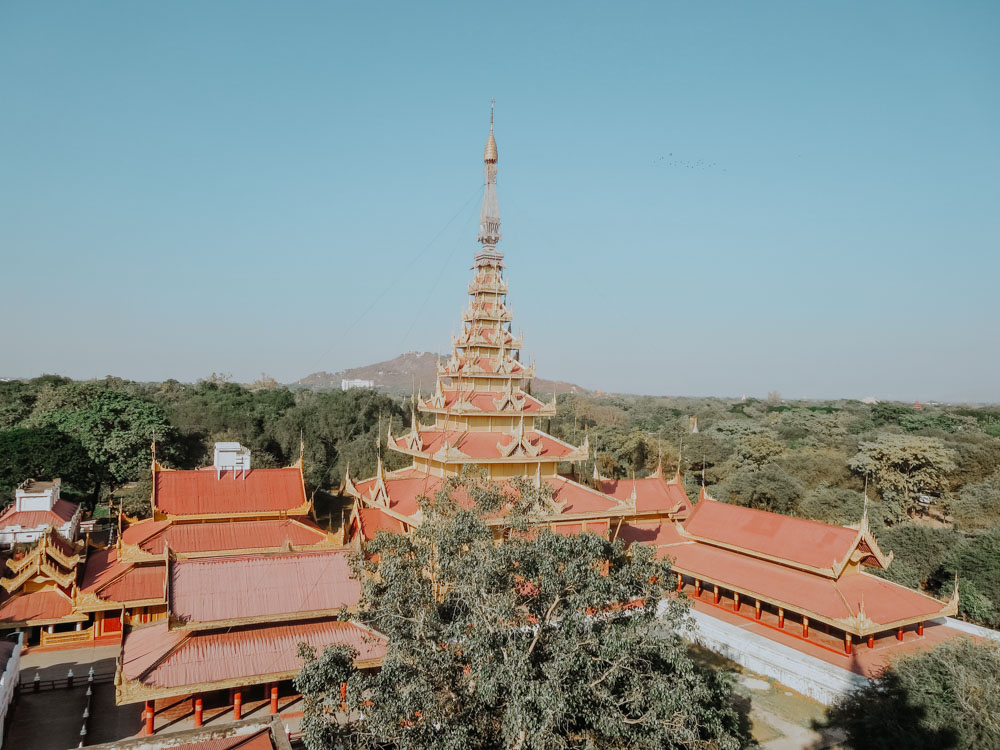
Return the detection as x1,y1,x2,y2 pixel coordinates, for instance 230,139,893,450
121,619,386,692
0,499,77,529
80,547,165,604
426,389,547,412
155,467,307,516
124,518,328,555
356,508,407,541
599,472,692,516
169,551,359,625
618,520,953,630
681,498,859,571
394,429,576,460
0,589,75,624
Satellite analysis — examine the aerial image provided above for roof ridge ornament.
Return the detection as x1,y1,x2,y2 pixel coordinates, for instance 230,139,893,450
475,101,503,266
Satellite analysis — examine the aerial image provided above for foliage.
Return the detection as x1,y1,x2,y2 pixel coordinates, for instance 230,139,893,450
949,468,1000,532
848,434,957,519
24,379,173,491
295,476,750,750
941,526,1000,627
115,476,154,520
0,426,98,501
819,638,1000,749
796,487,866,526
715,463,805,515
874,523,959,591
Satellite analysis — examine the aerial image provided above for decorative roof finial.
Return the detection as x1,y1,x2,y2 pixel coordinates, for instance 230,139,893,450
476,102,502,263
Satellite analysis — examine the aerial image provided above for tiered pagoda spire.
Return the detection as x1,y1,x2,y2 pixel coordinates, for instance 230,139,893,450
385,108,586,479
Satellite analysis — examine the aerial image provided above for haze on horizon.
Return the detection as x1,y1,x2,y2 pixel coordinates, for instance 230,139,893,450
1,2,998,403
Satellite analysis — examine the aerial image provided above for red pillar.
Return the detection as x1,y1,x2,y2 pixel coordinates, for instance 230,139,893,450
802,617,809,638
339,681,347,711
917,621,924,636
754,600,762,621
676,573,683,592
844,633,852,655
713,586,720,604
733,592,740,613
778,608,784,629
193,696,203,727
867,634,875,649
694,579,702,597
270,684,279,715
896,626,904,642
233,689,242,721
143,701,154,736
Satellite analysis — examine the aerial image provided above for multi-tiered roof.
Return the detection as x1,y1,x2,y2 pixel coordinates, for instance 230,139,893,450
345,112,690,540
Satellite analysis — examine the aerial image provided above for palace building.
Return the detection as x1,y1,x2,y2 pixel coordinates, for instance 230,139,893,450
345,112,959,666
110,444,384,734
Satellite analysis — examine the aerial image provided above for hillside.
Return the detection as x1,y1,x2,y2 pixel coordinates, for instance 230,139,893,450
296,351,586,396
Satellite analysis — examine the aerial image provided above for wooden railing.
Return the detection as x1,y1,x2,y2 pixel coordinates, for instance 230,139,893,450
40,625,93,647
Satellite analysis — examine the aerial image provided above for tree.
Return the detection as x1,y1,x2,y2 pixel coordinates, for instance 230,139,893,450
715,463,805,515
295,476,749,750
819,638,1000,749
0,426,98,501
27,383,173,492
950,468,1000,532
848,434,957,519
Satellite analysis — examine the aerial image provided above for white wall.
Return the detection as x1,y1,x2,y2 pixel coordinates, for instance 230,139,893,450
0,632,23,745
661,602,869,706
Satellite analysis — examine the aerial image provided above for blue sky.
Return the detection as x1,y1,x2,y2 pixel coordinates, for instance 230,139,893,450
1,1,997,401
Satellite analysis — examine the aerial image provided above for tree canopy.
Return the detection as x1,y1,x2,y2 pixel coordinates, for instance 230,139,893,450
295,476,749,750
820,638,1000,749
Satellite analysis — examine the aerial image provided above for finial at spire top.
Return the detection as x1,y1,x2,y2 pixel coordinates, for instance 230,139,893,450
484,100,498,164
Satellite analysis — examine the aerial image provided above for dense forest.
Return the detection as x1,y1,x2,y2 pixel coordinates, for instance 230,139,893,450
2,375,999,628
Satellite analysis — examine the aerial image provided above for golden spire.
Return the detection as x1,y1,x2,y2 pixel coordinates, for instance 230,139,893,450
484,98,498,164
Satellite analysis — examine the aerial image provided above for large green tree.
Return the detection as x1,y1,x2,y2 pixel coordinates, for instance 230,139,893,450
0,426,98,500
820,638,1000,749
848,433,957,519
25,380,173,491
295,476,748,750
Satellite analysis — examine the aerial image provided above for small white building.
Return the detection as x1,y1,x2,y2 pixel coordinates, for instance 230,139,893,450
0,479,81,548
341,378,374,391
213,442,252,478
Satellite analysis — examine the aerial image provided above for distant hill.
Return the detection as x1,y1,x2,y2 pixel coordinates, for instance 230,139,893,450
296,351,587,396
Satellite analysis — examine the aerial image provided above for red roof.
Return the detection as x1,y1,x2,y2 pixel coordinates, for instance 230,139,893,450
120,520,171,547
0,499,78,529
0,589,74,624
394,429,576,460
353,472,620,520
169,551,360,625
99,565,164,604
545,476,619,514
80,548,165,604
354,468,445,517
121,619,386,691
681,498,859,571
620,520,952,629
617,520,687,547
81,547,127,592
124,518,327,555
600,473,692,516
155,467,307,516
426,389,547,412
356,507,406,541
164,728,276,750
